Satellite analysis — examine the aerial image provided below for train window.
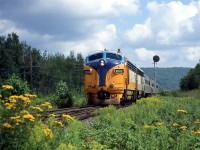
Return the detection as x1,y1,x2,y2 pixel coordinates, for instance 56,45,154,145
106,53,122,60
145,79,150,85
88,53,103,61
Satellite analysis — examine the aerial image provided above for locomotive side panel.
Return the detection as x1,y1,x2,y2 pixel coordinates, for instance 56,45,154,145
127,69,137,90
84,66,99,104
84,66,99,93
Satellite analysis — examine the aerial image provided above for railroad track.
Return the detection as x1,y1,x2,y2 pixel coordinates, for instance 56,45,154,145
42,106,101,121
42,102,135,122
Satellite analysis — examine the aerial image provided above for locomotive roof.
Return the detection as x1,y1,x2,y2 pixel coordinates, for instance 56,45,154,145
87,50,123,56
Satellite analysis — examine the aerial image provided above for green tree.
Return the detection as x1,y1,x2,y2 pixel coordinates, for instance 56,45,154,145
0,33,23,78
180,64,200,90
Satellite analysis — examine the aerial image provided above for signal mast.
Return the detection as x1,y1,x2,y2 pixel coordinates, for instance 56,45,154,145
153,55,160,90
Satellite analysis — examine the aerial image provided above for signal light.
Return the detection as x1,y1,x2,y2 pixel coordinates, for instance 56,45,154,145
100,59,105,66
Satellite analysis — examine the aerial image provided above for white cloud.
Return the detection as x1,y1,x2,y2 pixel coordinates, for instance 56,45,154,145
125,18,152,43
38,24,117,57
94,24,117,45
30,0,139,17
134,48,155,61
1,0,200,68
147,1,198,45
185,47,200,61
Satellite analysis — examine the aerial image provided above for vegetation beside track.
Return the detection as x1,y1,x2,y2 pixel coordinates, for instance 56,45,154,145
1,85,200,149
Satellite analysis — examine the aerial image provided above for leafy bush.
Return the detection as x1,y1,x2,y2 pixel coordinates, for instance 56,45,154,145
55,81,73,108
2,74,30,95
159,90,179,97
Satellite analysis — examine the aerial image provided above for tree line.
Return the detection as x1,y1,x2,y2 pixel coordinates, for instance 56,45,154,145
1,32,199,93
180,63,200,91
0,33,84,94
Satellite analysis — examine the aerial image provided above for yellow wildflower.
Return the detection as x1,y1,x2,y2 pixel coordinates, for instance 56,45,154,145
177,109,188,113
40,102,52,109
31,106,43,112
10,116,21,120
49,114,57,117
156,122,164,126
180,126,187,131
193,129,200,135
2,85,14,90
0,94,2,98
5,103,16,110
54,121,64,127
15,119,23,124
9,95,18,99
3,122,13,128
23,114,35,122
9,95,18,103
172,123,179,127
144,125,152,129
194,121,200,124
43,128,53,138
20,110,29,114
62,114,73,120
194,119,200,124
18,95,31,104
9,99,17,103
24,94,37,98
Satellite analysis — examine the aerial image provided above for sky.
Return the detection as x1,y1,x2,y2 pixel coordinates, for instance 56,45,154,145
0,0,200,68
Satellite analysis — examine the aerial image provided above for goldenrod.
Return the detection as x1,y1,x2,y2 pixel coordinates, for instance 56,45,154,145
24,94,37,98
156,122,164,126
193,129,200,135
43,128,53,138
144,125,152,129
3,122,13,128
180,126,187,130
23,114,35,122
20,110,29,114
54,121,64,127
5,103,16,110
172,123,179,127
2,85,14,90
31,106,43,112
40,102,52,109
62,114,73,120
177,109,188,113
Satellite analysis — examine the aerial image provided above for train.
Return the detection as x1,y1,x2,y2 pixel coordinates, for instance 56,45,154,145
83,49,159,105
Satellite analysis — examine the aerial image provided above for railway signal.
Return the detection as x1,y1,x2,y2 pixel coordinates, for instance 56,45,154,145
153,55,160,91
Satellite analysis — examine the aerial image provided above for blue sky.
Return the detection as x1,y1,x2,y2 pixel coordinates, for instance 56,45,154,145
0,0,200,67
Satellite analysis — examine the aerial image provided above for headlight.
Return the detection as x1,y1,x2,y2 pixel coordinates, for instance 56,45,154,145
99,59,105,66
83,69,92,74
114,69,124,74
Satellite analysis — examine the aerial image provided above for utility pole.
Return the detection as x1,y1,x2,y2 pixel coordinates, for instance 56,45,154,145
73,62,83,100
29,47,33,91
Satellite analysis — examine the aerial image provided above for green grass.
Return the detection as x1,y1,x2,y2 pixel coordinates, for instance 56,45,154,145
1,89,200,149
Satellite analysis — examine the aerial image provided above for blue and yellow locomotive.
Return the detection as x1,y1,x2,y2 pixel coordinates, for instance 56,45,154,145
83,49,159,105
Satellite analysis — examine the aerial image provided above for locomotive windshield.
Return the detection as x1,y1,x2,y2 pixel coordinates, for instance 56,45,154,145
106,53,122,60
88,53,103,61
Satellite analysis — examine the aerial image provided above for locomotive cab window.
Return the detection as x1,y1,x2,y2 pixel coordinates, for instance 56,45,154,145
106,53,122,60
88,53,103,61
